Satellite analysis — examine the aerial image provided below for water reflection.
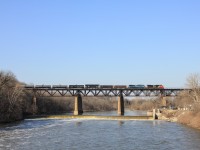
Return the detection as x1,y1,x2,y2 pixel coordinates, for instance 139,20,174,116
75,121,82,126
153,120,161,126
118,121,124,126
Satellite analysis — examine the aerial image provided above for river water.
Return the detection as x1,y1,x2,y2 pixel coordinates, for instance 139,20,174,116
1,111,200,150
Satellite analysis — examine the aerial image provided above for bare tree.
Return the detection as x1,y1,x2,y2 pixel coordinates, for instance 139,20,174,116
0,71,17,90
186,73,200,103
0,71,24,122
175,91,193,108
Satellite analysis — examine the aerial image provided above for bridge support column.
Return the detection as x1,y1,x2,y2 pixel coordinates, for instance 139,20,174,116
153,109,156,120
74,95,83,115
161,96,167,108
32,96,38,115
33,96,37,106
118,95,124,116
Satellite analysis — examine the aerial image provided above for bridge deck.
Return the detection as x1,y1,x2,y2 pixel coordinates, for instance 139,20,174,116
24,87,190,97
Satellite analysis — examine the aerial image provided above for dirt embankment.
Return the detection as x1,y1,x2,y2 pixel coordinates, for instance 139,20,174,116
159,110,200,129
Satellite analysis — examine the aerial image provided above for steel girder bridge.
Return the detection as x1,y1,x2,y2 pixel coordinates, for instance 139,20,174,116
24,87,188,97
24,87,190,116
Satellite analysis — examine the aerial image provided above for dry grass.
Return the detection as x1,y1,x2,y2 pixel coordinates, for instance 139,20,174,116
161,110,177,118
189,112,200,128
177,111,193,125
177,111,200,129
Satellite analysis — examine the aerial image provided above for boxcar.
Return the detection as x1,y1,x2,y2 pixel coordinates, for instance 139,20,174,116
113,85,127,88
85,84,100,88
69,85,84,88
100,85,114,88
35,85,51,88
52,85,68,89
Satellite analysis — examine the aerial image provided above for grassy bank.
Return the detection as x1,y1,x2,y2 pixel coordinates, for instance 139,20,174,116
160,110,200,129
177,111,200,129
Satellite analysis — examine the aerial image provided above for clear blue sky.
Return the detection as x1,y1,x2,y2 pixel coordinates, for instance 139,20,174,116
0,1,200,87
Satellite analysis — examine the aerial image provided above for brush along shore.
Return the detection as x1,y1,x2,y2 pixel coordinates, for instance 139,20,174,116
157,109,200,129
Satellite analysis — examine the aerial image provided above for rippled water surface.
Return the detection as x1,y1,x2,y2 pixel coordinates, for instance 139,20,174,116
1,111,200,150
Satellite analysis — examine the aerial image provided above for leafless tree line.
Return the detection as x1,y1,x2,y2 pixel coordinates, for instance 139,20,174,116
175,73,200,111
186,73,200,103
0,71,24,122
126,98,165,111
34,97,117,114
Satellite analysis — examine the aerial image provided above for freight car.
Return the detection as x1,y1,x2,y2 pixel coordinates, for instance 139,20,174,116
35,85,51,88
128,85,145,88
147,85,164,89
52,85,68,89
113,85,127,88
69,85,84,88
100,85,114,88
85,84,100,88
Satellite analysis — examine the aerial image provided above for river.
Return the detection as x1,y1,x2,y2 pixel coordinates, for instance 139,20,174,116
1,110,200,150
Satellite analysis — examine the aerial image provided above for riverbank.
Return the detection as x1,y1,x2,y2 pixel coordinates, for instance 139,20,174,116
158,109,200,130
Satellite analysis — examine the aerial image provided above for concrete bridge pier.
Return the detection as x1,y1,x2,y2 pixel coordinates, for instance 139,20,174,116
33,96,37,106
153,109,156,120
32,96,38,114
161,96,167,108
118,95,124,116
74,94,83,115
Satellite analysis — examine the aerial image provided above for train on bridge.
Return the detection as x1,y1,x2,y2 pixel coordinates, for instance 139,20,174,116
25,84,164,89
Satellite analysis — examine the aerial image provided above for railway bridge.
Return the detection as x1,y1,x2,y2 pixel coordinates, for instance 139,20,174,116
24,85,189,116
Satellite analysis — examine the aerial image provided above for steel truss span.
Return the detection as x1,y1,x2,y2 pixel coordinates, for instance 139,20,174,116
24,87,189,97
